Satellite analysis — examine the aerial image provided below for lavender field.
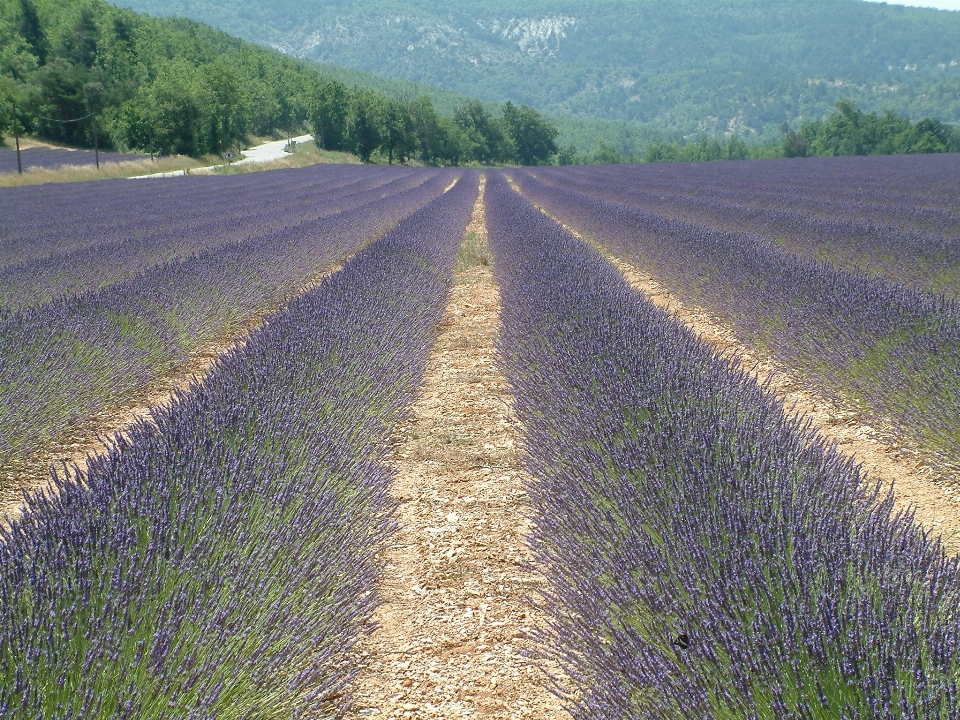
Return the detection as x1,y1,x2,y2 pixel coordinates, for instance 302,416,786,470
1,156,959,718
513,158,960,475
0,145,142,174
487,169,960,718
0,165,454,477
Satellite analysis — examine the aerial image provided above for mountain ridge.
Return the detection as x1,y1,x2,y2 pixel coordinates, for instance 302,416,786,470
114,0,960,137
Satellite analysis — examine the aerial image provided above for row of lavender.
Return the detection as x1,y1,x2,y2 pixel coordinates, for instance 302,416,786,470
555,155,960,232
0,164,369,266
512,168,960,475
0,166,454,472
0,166,430,310
530,156,960,297
486,173,960,718
0,174,478,717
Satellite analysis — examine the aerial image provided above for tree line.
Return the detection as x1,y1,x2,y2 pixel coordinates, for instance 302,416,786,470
560,101,959,165
0,0,559,166
780,99,960,158
0,0,319,157
309,85,557,166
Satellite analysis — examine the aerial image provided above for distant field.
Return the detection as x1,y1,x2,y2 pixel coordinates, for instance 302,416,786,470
1,157,958,718
0,145,143,173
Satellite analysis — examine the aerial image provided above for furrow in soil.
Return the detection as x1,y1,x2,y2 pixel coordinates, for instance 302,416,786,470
346,180,571,719
0,261,347,525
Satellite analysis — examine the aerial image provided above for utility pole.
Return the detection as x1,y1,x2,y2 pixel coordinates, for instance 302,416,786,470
12,97,22,175
92,112,99,169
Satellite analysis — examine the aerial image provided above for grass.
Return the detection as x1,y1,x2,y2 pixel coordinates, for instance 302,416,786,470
0,135,361,186
207,141,360,175
455,230,492,272
0,153,214,187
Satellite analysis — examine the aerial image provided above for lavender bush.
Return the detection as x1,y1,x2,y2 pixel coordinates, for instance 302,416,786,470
0,166,455,468
485,172,960,718
511,168,960,474
0,165,433,305
529,156,960,297
0,173,478,717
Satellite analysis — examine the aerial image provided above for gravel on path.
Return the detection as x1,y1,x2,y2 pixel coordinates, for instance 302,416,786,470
345,178,572,719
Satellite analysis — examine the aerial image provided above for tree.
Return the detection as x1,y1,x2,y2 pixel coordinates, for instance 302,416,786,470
910,118,959,154
62,6,101,69
310,80,349,151
797,100,960,158
1,15,38,84
348,89,383,162
0,76,17,143
805,99,869,156
780,122,807,158
379,97,415,164
32,59,90,144
555,144,581,165
593,139,624,164
453,101,513,165
501,101,558,166
125,60,213,156
16,0,46,64
408,95,440,164
204,59,244,153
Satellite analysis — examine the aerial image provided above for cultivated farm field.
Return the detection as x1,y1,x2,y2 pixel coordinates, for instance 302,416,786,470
1,157,959,718
0,145,143,174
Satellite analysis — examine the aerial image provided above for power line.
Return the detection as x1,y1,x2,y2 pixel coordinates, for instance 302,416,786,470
36,112,95,124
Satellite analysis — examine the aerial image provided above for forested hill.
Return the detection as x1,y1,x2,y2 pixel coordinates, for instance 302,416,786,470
0,0,569,165
0,0,496,158
113,0,960,138
0,0,337,155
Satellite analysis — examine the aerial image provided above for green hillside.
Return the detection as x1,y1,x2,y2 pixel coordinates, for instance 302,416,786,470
112,0,960,139
0,0,649,160
0,0,330,155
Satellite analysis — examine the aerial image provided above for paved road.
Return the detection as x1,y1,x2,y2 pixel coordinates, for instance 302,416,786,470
130,135,313,179
235,135,312,165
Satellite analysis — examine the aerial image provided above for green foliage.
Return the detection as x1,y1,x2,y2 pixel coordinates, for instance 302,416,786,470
793,100,960,157
501,101,558,166
623,99,960,164
593,139,625,164
305,82,563,166
310,79,349,151
0,0,333,156
379,96,416,165
0,0,565,164
641,135,755,163
407,94,461,166
347,88,383,163
453,100,513,165
112,0,960,139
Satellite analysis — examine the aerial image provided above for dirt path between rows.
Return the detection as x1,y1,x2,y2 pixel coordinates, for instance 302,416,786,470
605,257,960,554
345,179,571,719
513,188,960,555
0,262,347,526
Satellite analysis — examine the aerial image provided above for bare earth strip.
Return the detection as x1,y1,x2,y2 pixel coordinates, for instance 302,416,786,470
504,175,960,552
603,255,960,554
511,190,960,554
0,261,347,524
346,181,571,719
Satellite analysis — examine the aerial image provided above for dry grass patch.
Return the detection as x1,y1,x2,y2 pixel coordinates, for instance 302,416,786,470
208,141,360,175
0,154,212,186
